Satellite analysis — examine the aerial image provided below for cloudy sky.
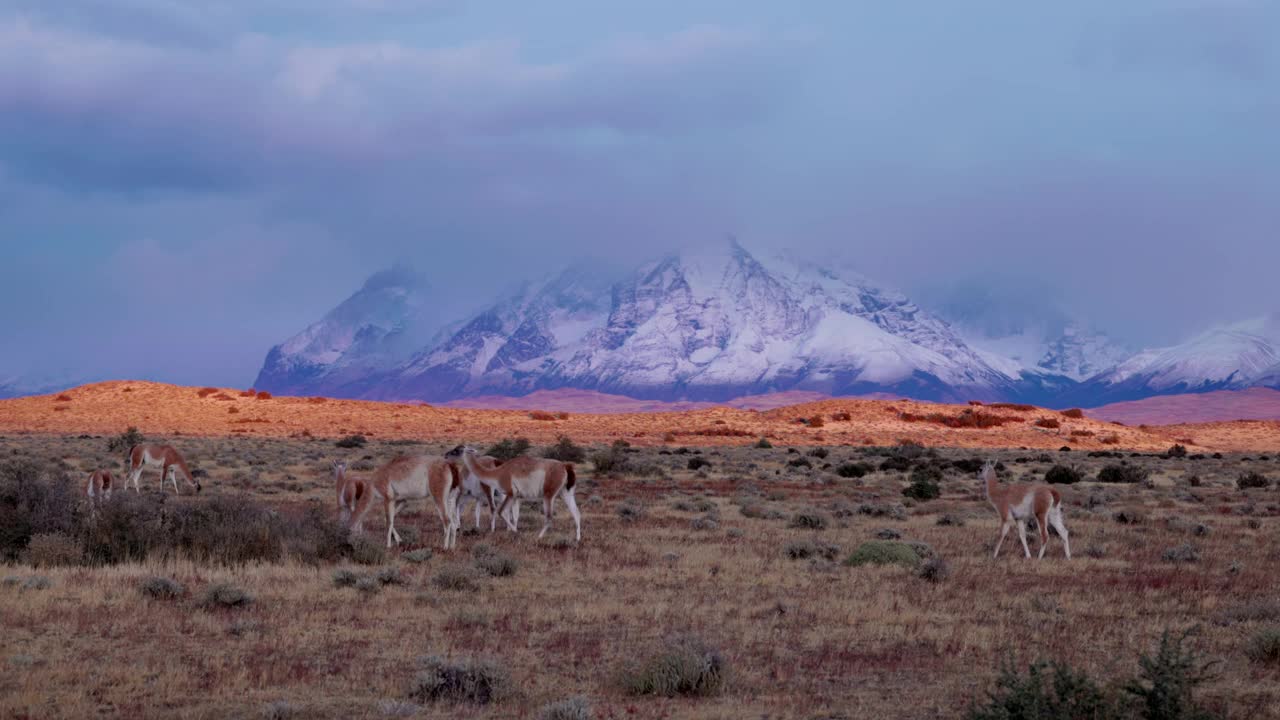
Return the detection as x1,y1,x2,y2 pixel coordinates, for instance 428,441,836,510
1,0,1277,387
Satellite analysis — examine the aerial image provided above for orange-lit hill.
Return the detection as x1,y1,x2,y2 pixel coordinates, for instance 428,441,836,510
5,380,1274,451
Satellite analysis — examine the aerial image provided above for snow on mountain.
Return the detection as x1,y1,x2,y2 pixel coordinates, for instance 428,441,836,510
929,284,1129,382
253,266,446,397
1075,313,1280,403
373,240,1015,402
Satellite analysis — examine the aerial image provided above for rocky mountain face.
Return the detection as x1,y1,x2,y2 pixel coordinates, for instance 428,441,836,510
252,243,1278,408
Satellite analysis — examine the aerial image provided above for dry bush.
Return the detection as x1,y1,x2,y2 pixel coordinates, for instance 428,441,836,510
1100,434,1121,445
539,696,590,720
530,410,558,421
1071,430,1096,437
1098,464,1150,484
900,411,1017,429
0,459,81,562
844,541,921,568
197,387,218,398
1245,629,1280,666
620,635,727,697
808,415,825,428
201,582,253,609
1237,472,1270,490
988,403,1036,411
1034,417,1061,429
23,533,82,567
139,576,186,600
212,392,234,401
432,565,481,592
409,656,508,705
542,435,586,463
831,411,852,422
1061,408,1086,419
255,391,273,400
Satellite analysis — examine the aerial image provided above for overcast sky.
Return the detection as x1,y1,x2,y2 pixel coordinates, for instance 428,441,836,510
1,0,1277,387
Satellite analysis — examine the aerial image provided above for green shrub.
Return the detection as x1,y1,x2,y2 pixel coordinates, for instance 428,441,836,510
542,435,586,463
617,499,645,522
474,553,518,577
1045,465,1084,485
687,457,712,471
485,437,531,461
919,557,950,583
1244,628,1280,666
880,456,912,473
1166,445,1188,459
1237,472,1270,490
1098,464,1150,484
1123,630,1217,720
332,568,360,588
788,508,828,530
966,659,1113,720
401,548,433,564
754,438,773,449
784,540,839,561
836,462,873,478
139,575,185,600
432,565,480,592
202,582,253,609
902,465,942,501
621,635,727,697
844,541,922,569
335,434,367,449
375,566,406,585
409,656,508,704
349,537,386,565
808,447,830,459
107,427,145,453
539,696,591,720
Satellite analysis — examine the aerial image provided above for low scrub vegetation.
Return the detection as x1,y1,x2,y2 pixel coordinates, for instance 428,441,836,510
844,541,921,569
1098,463,1151,484
409,656,508,705
620,635,727,698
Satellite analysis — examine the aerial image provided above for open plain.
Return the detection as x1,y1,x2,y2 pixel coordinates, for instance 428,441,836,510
2,385,1280,718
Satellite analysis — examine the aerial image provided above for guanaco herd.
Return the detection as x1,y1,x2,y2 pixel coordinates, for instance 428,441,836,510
85,444,1068,559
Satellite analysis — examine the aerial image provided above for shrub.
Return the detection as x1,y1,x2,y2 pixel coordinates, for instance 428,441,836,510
1237,472,1270,490
687,457,712,471
808,415,825,428
836,462,873,478
474,553,518,577
486,437,531,461
936,514,965,527
1166,444,1188,459
376,566,406,585
919,556,951,583
844,541,921,569
1122,630,1217,720
197,387,218,398
139,575,185,600
539,696,590,720
691,515,719,531
808,447,829,459
349,537,386,565
542,435,586,463
831,412,852,422
621,635,727,697
1061,408,1085,419
902,466,941,501
0,459,81,562
432,565,480,592
1045,465,1084,485
786,457,812,470
785,540,839,560
1098,464,1150,484
355,576,381,595
788,509,828,530
530,410,558,421
24,532,82,567
966,659,1113,720
753,437,773,449
1244,628,1280,666
1162,544,1200,563
617,499,645,522
989,403,1036,411
880,456,912,473
335,435,367,449
255,391,272,400
332,568,360,588
20,575,52,591
409,656,508,704
1100,434,1121,445
107,427,145,453
1034,417,1062,429
202,582,253,609
168,496,284,565
401,548,432,564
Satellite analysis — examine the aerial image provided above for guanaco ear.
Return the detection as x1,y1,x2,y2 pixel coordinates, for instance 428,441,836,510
354,480,366,502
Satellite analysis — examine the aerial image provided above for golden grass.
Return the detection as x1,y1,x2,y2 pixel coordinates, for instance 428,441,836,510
1,434,1279,718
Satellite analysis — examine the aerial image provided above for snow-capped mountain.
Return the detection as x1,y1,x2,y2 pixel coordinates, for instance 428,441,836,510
1068,314,1280,404
927,284,1129,382
366,240,1017,402
253,266,448,397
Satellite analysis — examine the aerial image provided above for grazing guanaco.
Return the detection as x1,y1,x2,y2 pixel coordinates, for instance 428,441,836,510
457,446,580,542
126,444,201,494
348,455,462,549
444,446,517,532
982,461,1070,559
332,460,367,527
86,469,116,501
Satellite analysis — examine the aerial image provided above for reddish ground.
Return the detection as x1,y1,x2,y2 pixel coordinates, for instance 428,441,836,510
1087,387,1280,426
6,380,1280,451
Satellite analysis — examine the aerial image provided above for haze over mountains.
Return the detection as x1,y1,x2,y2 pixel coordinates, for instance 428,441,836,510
251,241,1280,409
